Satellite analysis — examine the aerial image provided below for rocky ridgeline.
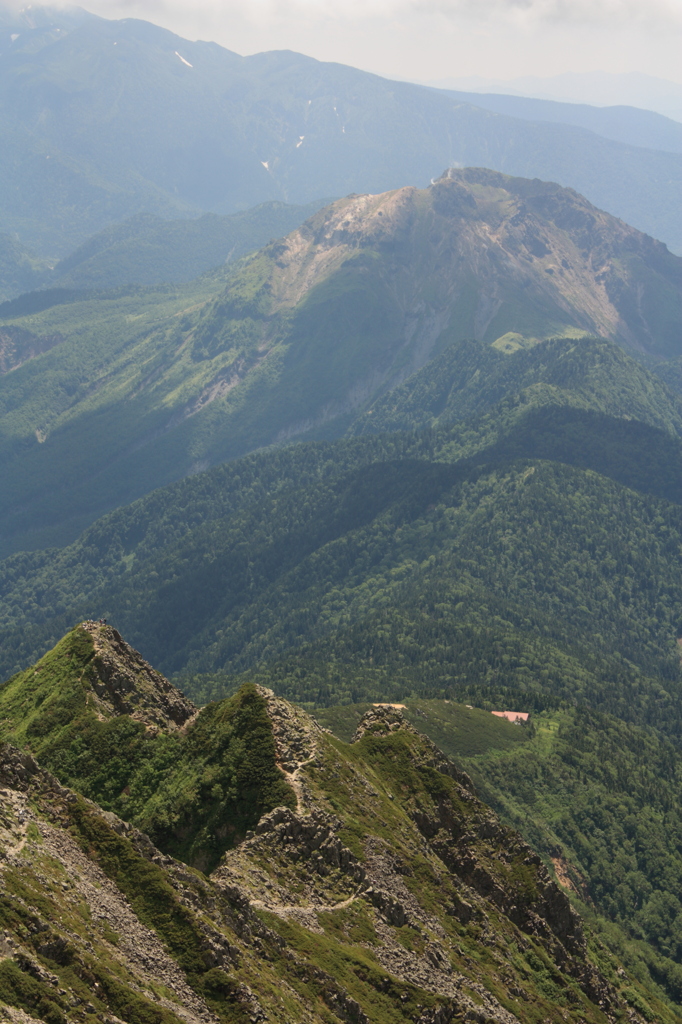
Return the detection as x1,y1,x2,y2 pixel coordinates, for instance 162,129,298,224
0,650,655,1024
215,704,644,1023
80,620,196,730
256,685,323,813
353,707,617,1012
353,705,475,788
257,687,320,769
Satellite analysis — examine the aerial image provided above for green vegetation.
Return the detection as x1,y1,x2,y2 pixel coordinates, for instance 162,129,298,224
303,720,673,1021
350,335,682,439
0,867,192,1024
316,697,682,1010
43,200,332,293
2,176,682,1019
3,164,682,557
466,706,682,1008
5,22,682,1017
0,198,331,303
0,232,49,302
0,628,679,1022
0,629,295,871
315,698,531,753
4,332,682,695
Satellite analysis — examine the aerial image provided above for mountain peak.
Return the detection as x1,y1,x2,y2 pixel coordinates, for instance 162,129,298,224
79,620,196,730
239,168,682,371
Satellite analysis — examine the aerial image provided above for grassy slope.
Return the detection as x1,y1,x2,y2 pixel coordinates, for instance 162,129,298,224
0,198,334,300
315,698,530,753
4,684,669,1024
0,271,231,552
316,698,682,1010
0,625,295,872
48,199,333,291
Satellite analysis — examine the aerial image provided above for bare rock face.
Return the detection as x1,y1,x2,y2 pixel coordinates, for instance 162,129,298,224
350,704,617,1013
0,741,269,1024
351,704,414,743
256,685,320,772
0,325,64,375
80,620,196,730
269,167,682,361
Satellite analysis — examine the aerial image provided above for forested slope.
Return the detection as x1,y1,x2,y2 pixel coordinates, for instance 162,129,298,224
351,336,682,437
3,335,682,737
0,198,332,300
4,323,682,1017
1,637,662,1024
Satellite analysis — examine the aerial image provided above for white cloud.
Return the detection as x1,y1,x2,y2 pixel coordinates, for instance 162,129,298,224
220,0,679,26
75,0,682,26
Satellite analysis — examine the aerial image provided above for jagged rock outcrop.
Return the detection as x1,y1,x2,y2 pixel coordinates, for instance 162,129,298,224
353,704,475,791
351,706,618,1014
80,620,196,729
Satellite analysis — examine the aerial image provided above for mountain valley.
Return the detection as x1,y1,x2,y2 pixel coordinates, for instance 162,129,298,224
5,300,682,1013
0,200,332,304
4,7,682,1023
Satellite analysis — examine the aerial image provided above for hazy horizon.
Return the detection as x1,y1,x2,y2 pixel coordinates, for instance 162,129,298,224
6,0,682,95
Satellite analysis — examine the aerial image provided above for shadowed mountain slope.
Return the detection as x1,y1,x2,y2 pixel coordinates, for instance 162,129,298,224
0,198,333,301
47,199,333,291
3,335,682,721
0,232,49,302
0,623,294,871
349,335,682,438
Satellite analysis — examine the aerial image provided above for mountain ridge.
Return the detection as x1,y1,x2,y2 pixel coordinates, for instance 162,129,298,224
0,624,669,1022
1,7,682,255
2,332,682,696
0,199,334,302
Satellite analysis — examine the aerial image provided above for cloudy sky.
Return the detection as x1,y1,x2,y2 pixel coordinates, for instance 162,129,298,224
58,0,682,85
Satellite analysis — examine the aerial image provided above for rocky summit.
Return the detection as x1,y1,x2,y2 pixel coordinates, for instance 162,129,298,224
0,625,671,1022
77,620,196,730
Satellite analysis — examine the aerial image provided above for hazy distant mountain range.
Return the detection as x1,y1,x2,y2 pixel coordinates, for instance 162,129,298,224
426,71,682,123
2,5,682,259
433,90,682,156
